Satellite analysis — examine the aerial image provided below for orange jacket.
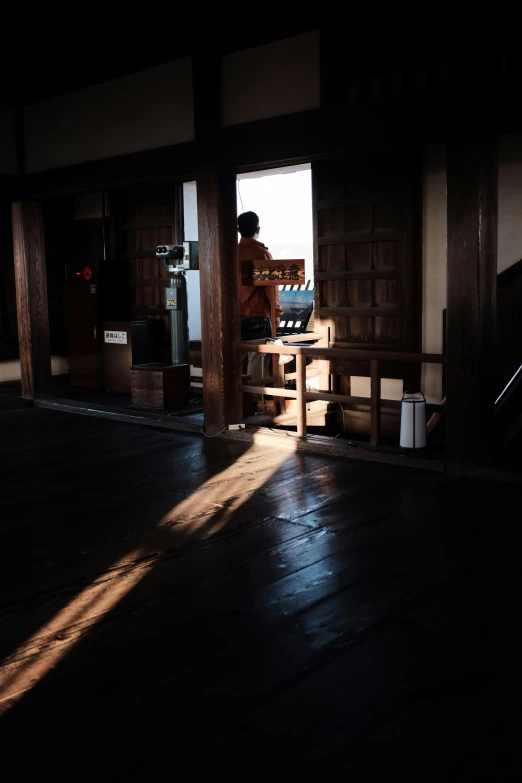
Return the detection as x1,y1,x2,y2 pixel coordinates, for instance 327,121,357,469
238,237,283,319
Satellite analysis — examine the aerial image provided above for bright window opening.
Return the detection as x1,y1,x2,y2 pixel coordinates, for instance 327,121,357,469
237,163,314,287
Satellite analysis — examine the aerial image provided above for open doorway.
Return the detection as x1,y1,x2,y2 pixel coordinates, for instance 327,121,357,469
184,164,317,422
236,163,330,427
236,163,314,287
182,164,315,349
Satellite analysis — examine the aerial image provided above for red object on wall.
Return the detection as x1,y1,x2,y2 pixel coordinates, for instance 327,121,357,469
66,262,101,388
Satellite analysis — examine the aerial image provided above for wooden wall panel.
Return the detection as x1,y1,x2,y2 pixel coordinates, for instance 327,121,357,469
374,279,398,307
374,316,401,343
318,207,345,236
345,205,372,232
374,202,400,230
373,241,397,270
119,185,183,362
313,149,419,388
347,316,373,343
346,243,372,271
348,280,372,307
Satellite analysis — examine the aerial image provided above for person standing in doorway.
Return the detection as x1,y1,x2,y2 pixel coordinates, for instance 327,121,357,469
238,211,283,382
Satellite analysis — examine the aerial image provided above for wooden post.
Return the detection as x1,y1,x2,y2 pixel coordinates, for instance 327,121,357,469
271,296,284,393
296,354,307,437
197,166,242,435
11,201,51,399
446,137,497,467
370,359,381,446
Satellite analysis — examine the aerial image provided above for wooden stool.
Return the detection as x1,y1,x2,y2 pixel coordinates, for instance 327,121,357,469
131,363,190,410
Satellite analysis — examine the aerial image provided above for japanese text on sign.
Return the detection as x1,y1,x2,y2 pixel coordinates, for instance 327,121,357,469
241,259,305,286
104,331,128,344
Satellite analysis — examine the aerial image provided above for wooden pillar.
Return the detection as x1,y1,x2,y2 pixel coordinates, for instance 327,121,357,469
370,359,381,446
197,166,242,435
11,201,51,399
295,354,307,437
446,137,497,467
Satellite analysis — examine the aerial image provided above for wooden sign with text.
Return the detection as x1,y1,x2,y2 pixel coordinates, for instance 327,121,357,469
241,259,305,286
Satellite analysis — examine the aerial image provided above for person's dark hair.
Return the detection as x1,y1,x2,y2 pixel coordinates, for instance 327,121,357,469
238,211,260,238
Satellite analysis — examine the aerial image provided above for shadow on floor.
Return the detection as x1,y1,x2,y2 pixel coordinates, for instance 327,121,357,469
1,407,522,780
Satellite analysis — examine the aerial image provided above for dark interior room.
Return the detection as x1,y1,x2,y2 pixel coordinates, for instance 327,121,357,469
1,11,521,781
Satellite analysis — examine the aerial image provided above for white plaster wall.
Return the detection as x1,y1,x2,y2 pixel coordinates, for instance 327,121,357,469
350,377,404,401
0,105,16,174
222,31,320,127
421,143,447,403
24,58,194,173
183,181,201,342
183,181,198,240
0,355,69,383
73,192,110,220
498,132,522,273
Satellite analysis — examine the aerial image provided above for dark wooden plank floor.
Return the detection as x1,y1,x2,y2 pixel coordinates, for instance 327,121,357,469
0,408,521,781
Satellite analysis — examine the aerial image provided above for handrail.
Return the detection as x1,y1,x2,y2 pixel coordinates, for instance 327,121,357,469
242,332,325,346
495,363,522,409
238,342,445,364
238,340,445,443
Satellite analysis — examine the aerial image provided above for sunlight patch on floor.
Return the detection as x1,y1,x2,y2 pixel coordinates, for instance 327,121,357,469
0,446,290,709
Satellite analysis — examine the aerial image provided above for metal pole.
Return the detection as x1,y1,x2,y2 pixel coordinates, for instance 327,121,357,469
169,270,189,366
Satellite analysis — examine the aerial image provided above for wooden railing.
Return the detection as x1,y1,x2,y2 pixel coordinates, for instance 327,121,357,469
238,336,446,444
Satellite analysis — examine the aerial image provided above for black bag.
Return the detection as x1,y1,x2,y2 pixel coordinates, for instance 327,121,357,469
241,316,272,341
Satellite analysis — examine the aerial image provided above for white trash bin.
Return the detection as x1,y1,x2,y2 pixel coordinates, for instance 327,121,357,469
400,392,427,449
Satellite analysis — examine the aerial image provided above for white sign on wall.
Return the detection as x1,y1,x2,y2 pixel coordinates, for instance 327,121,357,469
104,330,127,344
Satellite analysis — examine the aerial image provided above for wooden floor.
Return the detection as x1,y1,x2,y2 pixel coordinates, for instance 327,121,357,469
0,408,521,781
